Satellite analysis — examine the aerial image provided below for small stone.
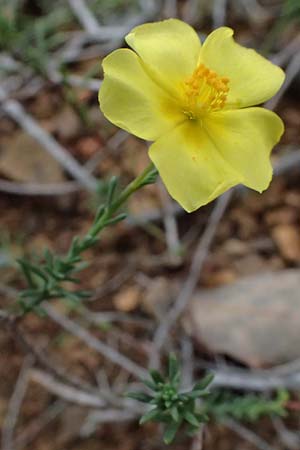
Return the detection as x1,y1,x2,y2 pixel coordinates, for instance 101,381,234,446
272,224,300,262
113,286,141,312
187,269,300,367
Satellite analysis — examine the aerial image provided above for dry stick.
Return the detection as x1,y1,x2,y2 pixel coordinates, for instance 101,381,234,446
150,191,232,368
68,0,100,36
271,417,300,450
2,356,34,450
80,408,139,437
238,0,270,23
0,129,127,197
190,425,205,450
30,369,106,408
47,65,101,91
261,357,300,377
265,51,300,111
211,367,300,391
0,179,79,196
68,0,125,40
223,418,275,450
158,180,181,260
212,0,227,28
163,0,178,18
181,336,194,389
11,319,95,392
274,148,300,176
68,0,157,42
0,88,98,192
44,304,148,380
14,401,66,450
272,35,300,67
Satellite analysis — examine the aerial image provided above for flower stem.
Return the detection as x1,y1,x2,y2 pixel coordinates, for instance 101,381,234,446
18,163,158,313
90,162,158,237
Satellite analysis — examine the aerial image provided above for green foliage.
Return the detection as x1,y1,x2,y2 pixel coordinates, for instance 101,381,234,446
0,3,71,74
0,228,25,269
203,389,289,422
282,0,300,22
89,0,139,21
18,164,158,314
129,355,289,444
128,354,214,444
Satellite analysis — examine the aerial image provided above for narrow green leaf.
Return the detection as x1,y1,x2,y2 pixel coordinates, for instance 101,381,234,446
107,176,118,205
18,259,35,287
170,406,180,423
163,421,180,444
127,392,153,403
140,407,160,424
142,378,158,391
184,411,200,427
150,369,164,385
168,353,179,383
193,373,214,391
104,213,127,226
186,390,211,399
94,205,106,222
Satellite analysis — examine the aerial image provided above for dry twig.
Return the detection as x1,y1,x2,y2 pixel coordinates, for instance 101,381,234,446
223,418,275,450
266,51,300,110
0,87,98,192
30,369,106,408
150,191,232,368
44,304,147,379
14,401,66,450
2,356,34,450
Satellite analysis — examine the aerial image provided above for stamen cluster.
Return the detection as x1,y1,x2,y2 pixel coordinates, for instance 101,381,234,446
184,63,229,116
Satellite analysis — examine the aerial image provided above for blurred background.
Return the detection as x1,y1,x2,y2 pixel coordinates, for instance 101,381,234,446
0,0,300,449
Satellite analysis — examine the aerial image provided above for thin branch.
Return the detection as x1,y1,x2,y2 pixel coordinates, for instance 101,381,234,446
271,417,300,450
223,418,275,450
181,336,194,390
261,358,300,377
150,191,232,368
47,65,101,91
30,369,106,408
0,87,98,192
68,0,100,35
158,180,181,261
68,0,158,42
163,0,177,18
265,51,300,110
14,401,66,450
2,356,34,450
274,148,300,176
80,408,140,437
82,308,153,327
212,0,227,28
272,35,300,67
44,304,147,379
0,179,79,196
212,366,300,391
190,425,205,450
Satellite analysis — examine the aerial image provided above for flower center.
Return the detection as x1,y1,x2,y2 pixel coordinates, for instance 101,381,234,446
183,63,229,119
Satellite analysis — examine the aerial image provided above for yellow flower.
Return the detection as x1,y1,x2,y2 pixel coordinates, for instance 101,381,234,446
99,19,285,212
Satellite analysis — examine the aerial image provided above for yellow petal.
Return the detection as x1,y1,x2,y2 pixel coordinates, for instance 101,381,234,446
149,121,240,212
200,27,285,108
125,19,201,96
204,107,284,192
99,48,183,140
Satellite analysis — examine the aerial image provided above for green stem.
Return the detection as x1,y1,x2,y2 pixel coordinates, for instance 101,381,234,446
90,162,157,237
18,162,158,313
